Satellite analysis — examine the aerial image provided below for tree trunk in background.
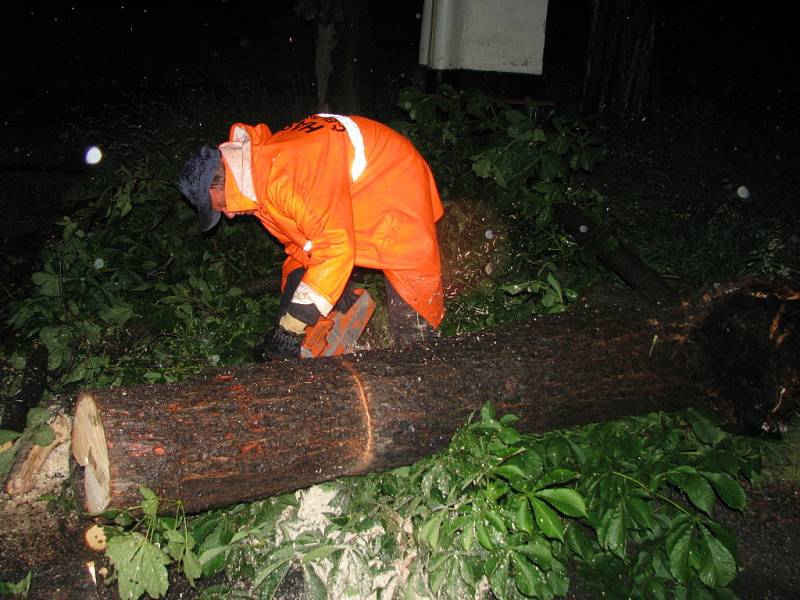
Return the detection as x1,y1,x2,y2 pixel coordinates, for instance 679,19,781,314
71,280,799,515
582,0,661,122
327,0,372,114
315,22,337,112
312,0,371,114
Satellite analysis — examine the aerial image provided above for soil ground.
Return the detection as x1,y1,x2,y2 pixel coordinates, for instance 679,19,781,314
2,6,800,599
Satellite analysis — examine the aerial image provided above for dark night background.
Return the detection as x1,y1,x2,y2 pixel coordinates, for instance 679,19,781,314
1,2,799,598
2,1,798,287
1,1,797,174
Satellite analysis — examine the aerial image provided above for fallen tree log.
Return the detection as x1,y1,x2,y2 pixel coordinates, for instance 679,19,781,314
71,279,798,515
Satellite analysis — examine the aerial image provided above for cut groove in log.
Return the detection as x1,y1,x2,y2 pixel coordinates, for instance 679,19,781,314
70,280,798,515
71,392,111,514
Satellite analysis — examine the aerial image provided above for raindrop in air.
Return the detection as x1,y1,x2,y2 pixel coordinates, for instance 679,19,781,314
84,145,103,165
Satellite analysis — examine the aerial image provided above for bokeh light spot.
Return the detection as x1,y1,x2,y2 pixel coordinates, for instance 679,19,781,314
84,145,103,165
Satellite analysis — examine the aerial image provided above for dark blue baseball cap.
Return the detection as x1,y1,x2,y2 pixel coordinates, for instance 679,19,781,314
177,146,222,232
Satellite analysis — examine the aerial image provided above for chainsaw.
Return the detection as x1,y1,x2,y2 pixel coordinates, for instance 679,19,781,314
300,289,375,358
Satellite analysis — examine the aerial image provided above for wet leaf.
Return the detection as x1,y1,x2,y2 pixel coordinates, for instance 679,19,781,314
624,495,657,531
702,471,746,511
597,504,625,558
30,425,56,446
666,515,694,584
530,496,563,541
534,487,587,518
512,494,533,534
25,407,50,428
697,524,736,587
0,430,22,445
106,532,170,600
669,470,716,514
512,551,542,597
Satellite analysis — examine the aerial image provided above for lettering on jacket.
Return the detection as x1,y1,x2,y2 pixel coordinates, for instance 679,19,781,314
282,117,346,135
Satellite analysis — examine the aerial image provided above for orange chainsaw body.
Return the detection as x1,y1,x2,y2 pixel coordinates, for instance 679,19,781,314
300,289,375,358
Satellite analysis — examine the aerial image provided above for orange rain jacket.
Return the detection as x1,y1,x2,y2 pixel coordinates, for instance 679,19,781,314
219,114,445,327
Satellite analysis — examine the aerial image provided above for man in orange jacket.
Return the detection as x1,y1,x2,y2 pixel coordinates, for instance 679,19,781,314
178,114,445,358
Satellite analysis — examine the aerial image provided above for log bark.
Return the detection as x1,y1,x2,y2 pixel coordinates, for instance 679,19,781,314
71,280,799,515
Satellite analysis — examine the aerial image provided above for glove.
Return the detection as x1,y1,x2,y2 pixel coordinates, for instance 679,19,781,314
253,304,319,361
254,324,305,361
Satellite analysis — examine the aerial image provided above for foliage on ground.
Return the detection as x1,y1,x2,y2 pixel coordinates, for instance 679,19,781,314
393,85,605,333
1,162,280,400
99,404,779,600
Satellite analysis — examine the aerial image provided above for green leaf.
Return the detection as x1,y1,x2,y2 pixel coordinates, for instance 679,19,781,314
517,537,555,571
513,495,533,534
624,495,657,531
512,551,542,597
510,450,545,482
428,552,449,594
139,487,160,516
487,552,511,598
596,505,625,558
26,407,50,428
564,523,594,560
498,426,522,445
253,559,292,599
683,408,725,445
0,430,22,444
476,518,495,550
303,562,327,600
494,463,529,483
472,156,492,179
0,449,17,481
530,496,564,541
461,519,477,551
702,471,746,511
198,545,229,570
30,425,56,446
534,487,587,518
302,544,340,563
164,528,186,561
669,470,716,514
106,532,170,600
31,270,60,296
99,304,134,327
666,515,694,584
702,520,738,560
499,413,520,426
183,549,202,585
535,468,577,489
697,524,737,588
0,571,31,595
480,402,497,424
252,551,294,591
419,512,444,551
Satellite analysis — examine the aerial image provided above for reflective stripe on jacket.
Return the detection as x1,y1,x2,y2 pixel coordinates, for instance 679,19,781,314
219,115,445,327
